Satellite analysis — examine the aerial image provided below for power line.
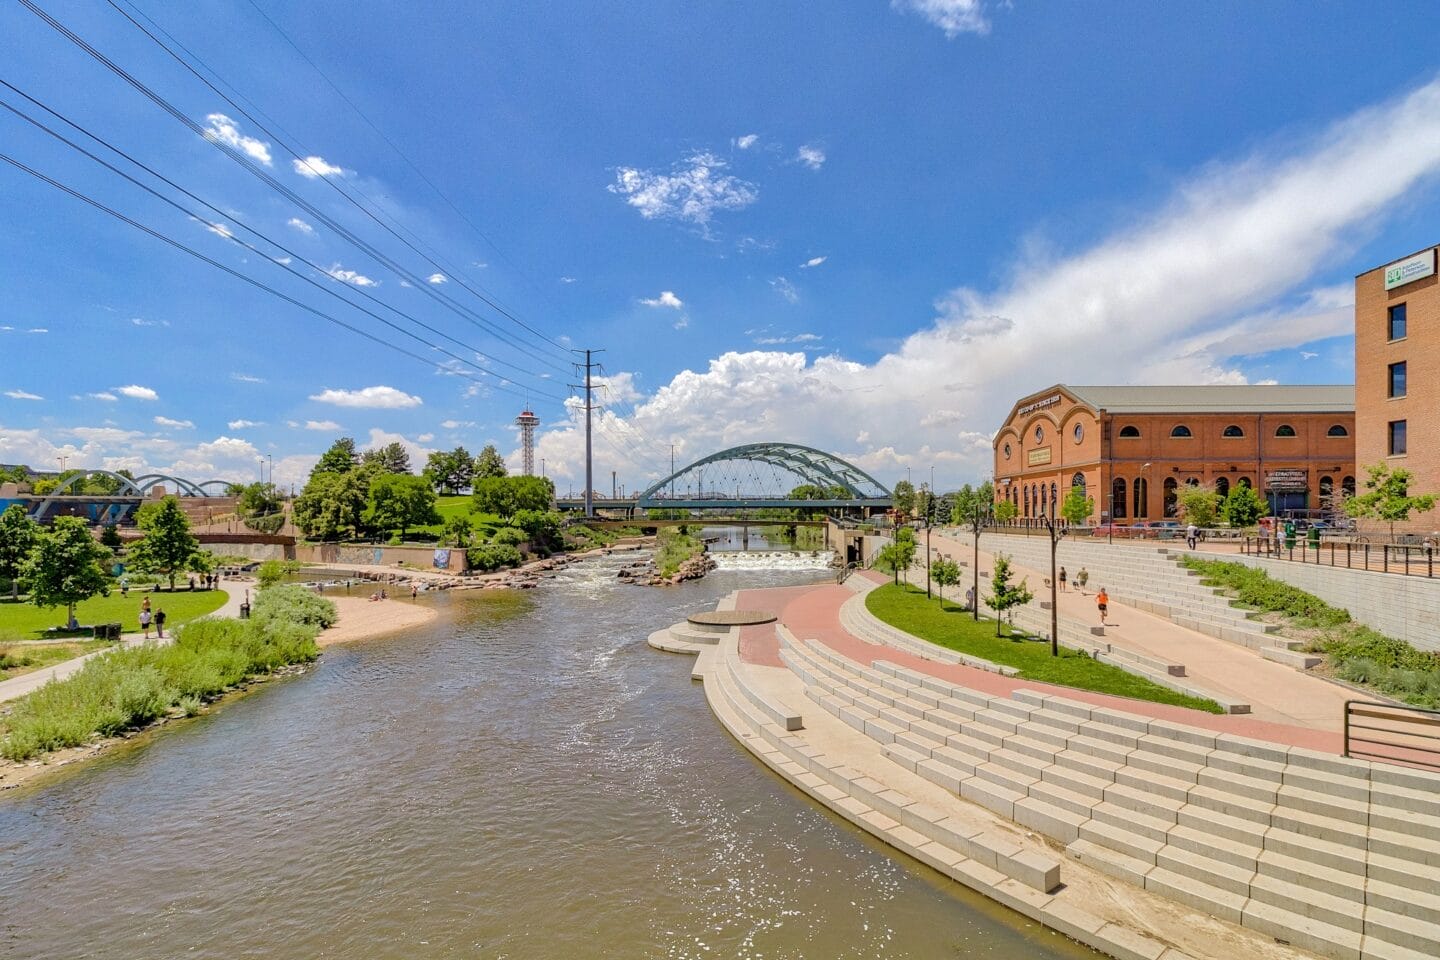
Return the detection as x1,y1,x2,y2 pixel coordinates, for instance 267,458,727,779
0,83,566,401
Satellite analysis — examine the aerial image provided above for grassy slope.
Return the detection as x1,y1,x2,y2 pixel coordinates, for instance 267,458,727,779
0,590,228,641
866,583,1224,713
0,640,114,679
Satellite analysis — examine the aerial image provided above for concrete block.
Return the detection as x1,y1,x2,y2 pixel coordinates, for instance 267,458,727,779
1090,922,1168,960
1012,795,1085,844
1249,872,1365,934
1144,866,1246,924
1090,706,1152,735
1213,733,1291,766
947,856,1010,895
1077,818,1164,865
990,876,1056,917
915,757,966,793
1360,934,1440,960
1366,876,1440,928
960,775,1023,820
1256,849,1364,904
1243,901,1363,960
1041,900,1107,942
1363,907,1440,959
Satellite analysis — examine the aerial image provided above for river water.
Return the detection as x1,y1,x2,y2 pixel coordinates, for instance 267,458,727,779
0,550,1096,960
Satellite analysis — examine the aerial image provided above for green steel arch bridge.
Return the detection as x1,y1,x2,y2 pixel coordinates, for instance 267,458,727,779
7,470,238,524
555,442,892,515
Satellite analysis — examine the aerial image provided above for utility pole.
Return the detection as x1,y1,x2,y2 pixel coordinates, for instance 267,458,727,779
572,348,603,518
670,443,675,500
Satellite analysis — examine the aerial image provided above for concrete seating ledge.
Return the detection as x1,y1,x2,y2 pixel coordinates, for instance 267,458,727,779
839,588,1020,677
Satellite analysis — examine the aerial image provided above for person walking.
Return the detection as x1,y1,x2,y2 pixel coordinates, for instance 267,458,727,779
1096,588,1109,626
154,608,167,639
1058,565,1068,592
139,605,152,639
1076,566,1089,593
1186,522,1198,550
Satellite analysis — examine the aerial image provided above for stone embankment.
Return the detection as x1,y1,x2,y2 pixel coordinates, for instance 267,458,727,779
616,551,716,586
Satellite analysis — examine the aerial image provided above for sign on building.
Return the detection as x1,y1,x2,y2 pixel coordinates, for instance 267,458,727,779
1265,469,1309,492
1027,447,1052,466
1383,249,1436,290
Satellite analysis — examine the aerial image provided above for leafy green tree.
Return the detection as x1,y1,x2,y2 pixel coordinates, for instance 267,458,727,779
31,477,59,495
312,437,360,477
931,556,961,606
237,482,283,519
1344,463,1438,539
423,446,474,494
443,513,473,548
993,499,1018,524
0,503,41,601
1060,485,1095,525
99,524,123,550
0,464,30,485
361,441,412,475
293,471,369,541
1221,485,1269,529
1178,484,1221,528
892,479,916,518
364,473,440,540
472,475,554,520
128,496,203,590
513,509,562,547
21,516,112,628
983,553,1033,636
474,444,508,480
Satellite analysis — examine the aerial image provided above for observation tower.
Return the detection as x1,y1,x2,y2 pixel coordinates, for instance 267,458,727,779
515,408,540,475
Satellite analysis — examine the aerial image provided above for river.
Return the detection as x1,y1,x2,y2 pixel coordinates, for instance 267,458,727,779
0,550,1097,959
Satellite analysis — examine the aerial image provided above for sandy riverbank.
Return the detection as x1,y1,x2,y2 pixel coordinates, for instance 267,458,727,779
318,596,437,646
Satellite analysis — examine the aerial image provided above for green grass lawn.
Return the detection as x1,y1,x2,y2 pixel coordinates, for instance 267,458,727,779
407,496,504,539
866,583,1224,713
0,639,115,679
0,590,229,642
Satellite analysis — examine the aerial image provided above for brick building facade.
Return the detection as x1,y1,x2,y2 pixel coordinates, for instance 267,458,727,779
992,384,1355,524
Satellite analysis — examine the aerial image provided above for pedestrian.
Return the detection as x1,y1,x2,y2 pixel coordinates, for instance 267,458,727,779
120,576,129,597
139,606,152,639
965,585,975,610
1076,566,1089,592
141,596,151,613
1186,523,1198,550
411,584,418,599
1058,565,1068,592
154,608,167,639
1096,587,1109,626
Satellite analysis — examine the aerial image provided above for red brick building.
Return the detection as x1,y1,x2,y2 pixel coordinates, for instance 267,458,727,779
992,384,1355,523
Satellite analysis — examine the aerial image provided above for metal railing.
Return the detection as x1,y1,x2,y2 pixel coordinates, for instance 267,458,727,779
1343,700,1440,772
1243,537,1439,578
836,561,857,585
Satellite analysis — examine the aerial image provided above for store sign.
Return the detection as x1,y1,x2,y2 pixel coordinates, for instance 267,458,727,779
1266,469,1309,492
1383,249,1436,290
1028,447,1052,466
1018,393,1062,416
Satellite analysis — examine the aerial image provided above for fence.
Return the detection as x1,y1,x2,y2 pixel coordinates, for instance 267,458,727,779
1343,700,1440,772
1242,536,1439,578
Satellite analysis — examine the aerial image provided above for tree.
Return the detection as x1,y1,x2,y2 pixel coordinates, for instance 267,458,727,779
293,471,369,541
892,479,916,518
443,513,473,548
127,496,202,590
364,473,440,540
424,447,474,495
474,444,508,480
237,482,283,519
21,516,112,628
1221,485,1269,529
312,437,360,477
1178,484,1221,528
99,524,123,550
983,553,1033,636
0,503,41,601
361,441,412,475
513,509,562,548
1344,463,1438,539
993,499,1018,524
931,556,961,607
472,475,554,520
1060,485,1095,526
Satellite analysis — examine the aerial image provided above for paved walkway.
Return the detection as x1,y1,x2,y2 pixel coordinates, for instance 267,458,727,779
736,575,1342,752
0,589,244,705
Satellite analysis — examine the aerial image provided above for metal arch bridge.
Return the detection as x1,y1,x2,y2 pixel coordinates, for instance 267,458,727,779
628,442,892,511
23,469,237,523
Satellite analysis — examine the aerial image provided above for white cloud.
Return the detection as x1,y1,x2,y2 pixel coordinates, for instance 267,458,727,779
130,317,169,328
1301,351,1319,360
310,385,423,409
231,373,266,384
893,0,991,38
426,273,447,284
303,420,342,431
674,315,690,331
4,390,43,400
800,255,827,268
87,392,118,402
327,265,380,287
26,328,47,334
202,113,273,165
754,332,821,345
559,276,578,284
204,221,234,240
227,419,262,429
735,134,759,150
287,217,315,235
293,155,346,178
440,419,475,430
115,384,158,401
608,152,758,229
640,290,684,309
770,276,799,303
153,416,195,429
416,433,434,443
796,144,826,170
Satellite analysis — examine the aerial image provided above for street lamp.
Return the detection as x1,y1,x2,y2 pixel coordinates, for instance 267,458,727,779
968,497,988,622
924,481,935,598
1039,504,1068,657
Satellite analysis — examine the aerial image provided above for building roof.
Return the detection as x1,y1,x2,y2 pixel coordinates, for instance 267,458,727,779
1065,384,1354,414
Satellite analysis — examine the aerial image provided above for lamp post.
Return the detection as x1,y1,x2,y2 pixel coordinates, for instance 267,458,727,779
1139,462,1152,523
969,499,986,622
925,481,935,598
1039,504,1067,657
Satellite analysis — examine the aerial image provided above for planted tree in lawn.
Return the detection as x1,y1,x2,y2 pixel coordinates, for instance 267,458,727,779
931,556,961,607
474,443,508,480
21,516,112,629
443,513,473,548
0,504,41,601
472,475,554,521
293,471,369,541
1060,485,1095,526
983,553,1033,636
128,496,202,590
423,447,474,495
891,479,916,518
364,473,441,540
993,499,1017,525
312,436,360,477
1179,483,1221,528
1344,463,1437,540
361,441,412,475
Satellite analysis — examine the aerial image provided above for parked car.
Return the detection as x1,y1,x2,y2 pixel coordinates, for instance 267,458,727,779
1091,523,1134,538
1130,520,1183,539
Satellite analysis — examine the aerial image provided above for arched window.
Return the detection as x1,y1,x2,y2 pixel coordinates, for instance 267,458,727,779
1237,476,1252,490
1164,477,1179,517
1118,425,1140,438
1327,424,1349,438
1274,424,1297,438
1072,422,1084,444
1170,425,1193,438
1040,483,1048,514
1320,476,1334,506
1134,477,1149,518
1071,472,1085,491
1003,442,1012,459
1222,424,1244,438
1034,425,1045,443
1112,477,1127,518
1185,477,1199,487
1215,476,1230,498
1342,475,1356,499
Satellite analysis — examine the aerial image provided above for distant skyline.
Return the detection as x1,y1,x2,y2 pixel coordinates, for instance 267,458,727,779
4,1,1440,491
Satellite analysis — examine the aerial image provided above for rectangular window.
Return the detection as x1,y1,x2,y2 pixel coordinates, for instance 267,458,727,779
1389,361,1407,398
1388,303,1407,340
1389,419,1407,456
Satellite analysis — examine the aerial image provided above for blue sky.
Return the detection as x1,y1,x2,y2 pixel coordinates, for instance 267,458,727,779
3,1,1440,491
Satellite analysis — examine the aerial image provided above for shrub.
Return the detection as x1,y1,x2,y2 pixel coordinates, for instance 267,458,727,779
492,526,526,547
1179,557,1350,627
468,544,523,571
256,560,287,588
251,585,338,629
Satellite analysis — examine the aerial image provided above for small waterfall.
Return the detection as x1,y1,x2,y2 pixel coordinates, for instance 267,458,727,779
710,550,836,570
